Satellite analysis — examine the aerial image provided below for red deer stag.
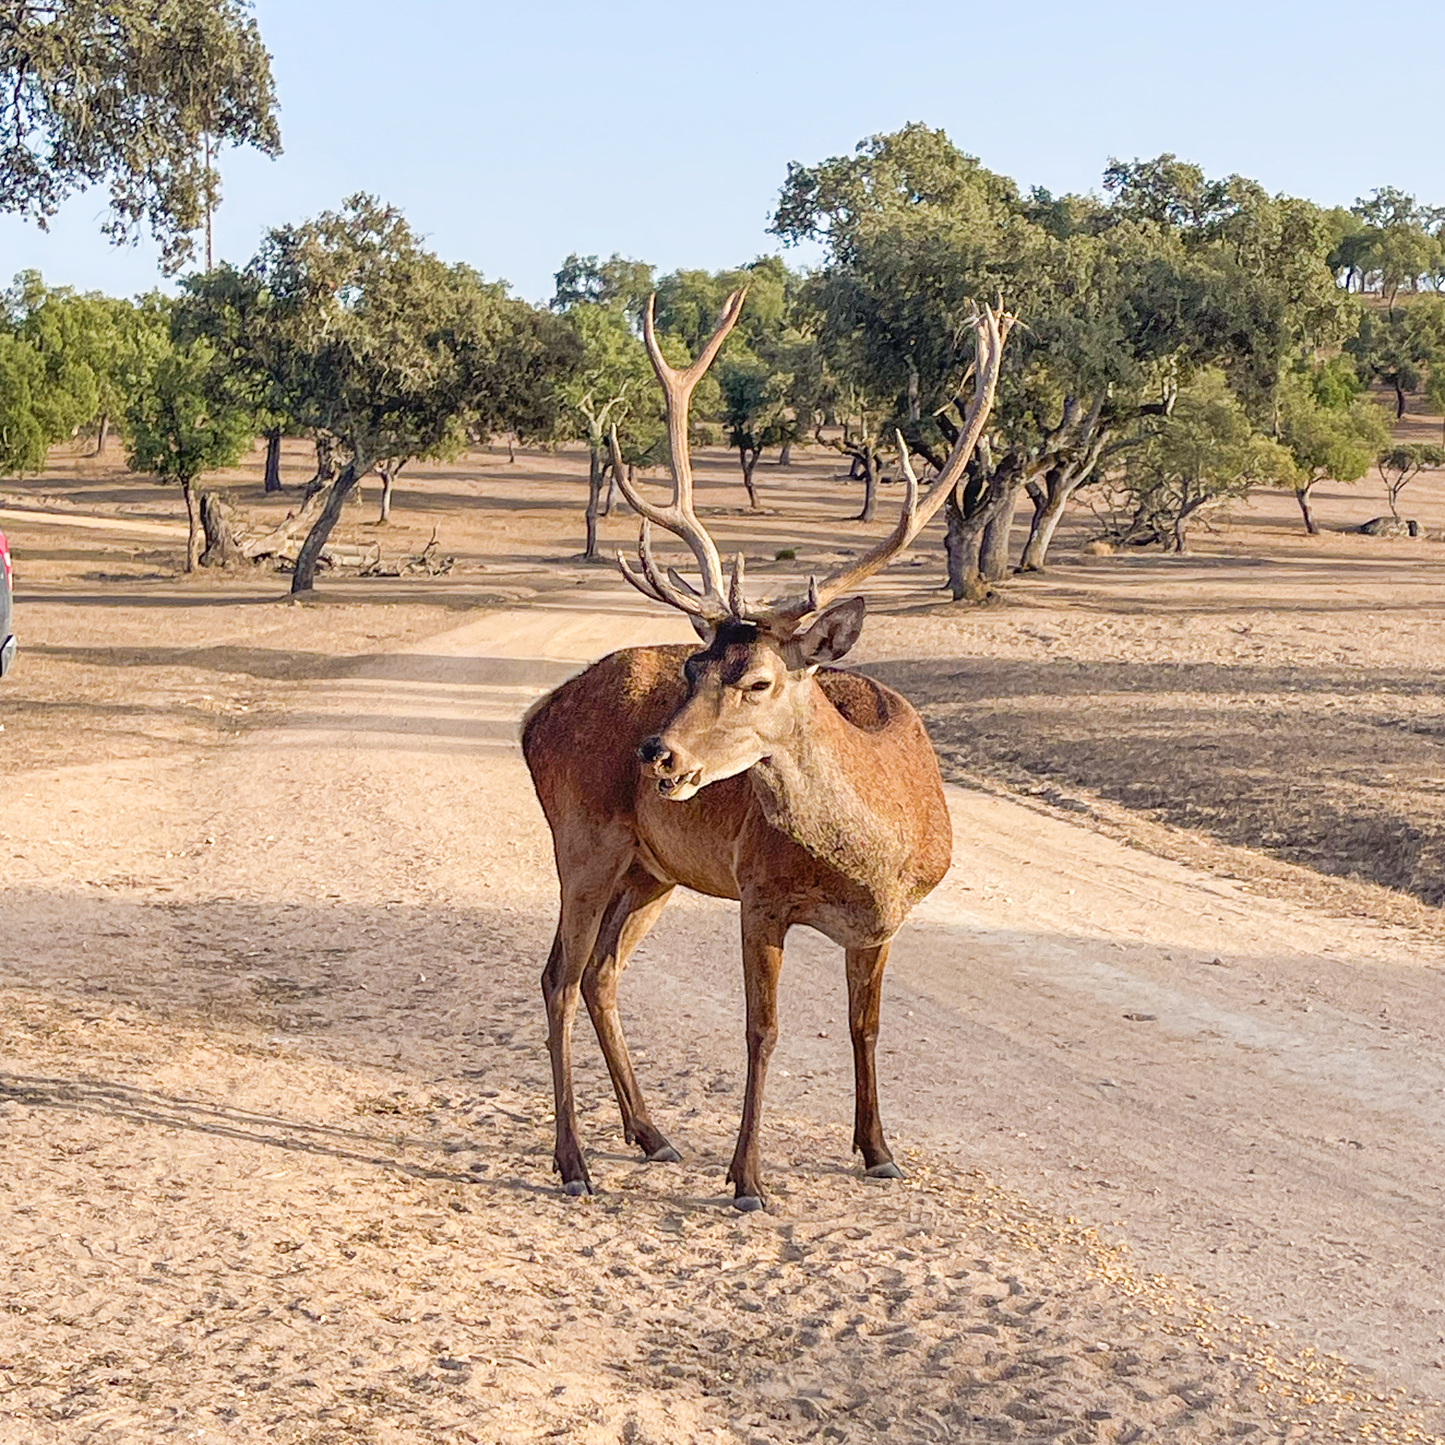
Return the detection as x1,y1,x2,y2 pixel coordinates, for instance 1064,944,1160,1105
523,292,1013,1210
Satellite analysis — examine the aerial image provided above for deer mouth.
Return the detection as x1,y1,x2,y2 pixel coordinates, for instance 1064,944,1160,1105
656,771,702,800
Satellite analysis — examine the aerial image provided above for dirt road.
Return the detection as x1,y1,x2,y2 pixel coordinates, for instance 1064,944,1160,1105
3,586,1443,1442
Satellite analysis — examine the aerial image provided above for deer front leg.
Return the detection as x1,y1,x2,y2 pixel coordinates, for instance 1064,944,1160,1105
846,942,903,1179
541,875,622,1196
582,873,679,1163
727,912,786,1212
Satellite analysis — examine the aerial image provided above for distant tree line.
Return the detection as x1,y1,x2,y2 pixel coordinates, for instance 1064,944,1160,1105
4,112,1445,595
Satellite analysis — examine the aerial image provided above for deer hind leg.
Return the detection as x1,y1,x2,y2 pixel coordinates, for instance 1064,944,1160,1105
727,910,787,1212
542,854,631,1196
582,869,678,1163
846,942,903,1179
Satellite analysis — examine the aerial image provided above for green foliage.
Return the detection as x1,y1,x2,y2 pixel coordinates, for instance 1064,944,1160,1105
177,263,295,435
773,126,1371,576
0,0,282,269
717,348,790,472
558,301,661,457
4,272,171,448
1103,154,1231,229
1278,374,1390,484
771,122,1018,261
1425,368,1445,437
553,300,667,555
220,195,558,472
1346,189,1445,306
0,333,48,473
486,303,583,446
1112,372,1297,551
650,257,810,498
124,337,253,486
0,270,170,473
1308,354,1364,409
1345,300,1445,417
552,254,654,324
1276,370,1392,528
203,194,577,584
2,273,98,444
125,333,255,570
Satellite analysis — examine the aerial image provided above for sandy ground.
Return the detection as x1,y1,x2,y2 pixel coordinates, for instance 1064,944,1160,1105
4,433,1445,1442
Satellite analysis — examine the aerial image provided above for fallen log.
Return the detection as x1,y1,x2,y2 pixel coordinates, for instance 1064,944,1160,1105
239,487,328,560
195,489,449,579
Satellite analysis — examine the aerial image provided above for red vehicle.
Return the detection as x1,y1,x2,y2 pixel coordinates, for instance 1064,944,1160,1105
0,529,14,678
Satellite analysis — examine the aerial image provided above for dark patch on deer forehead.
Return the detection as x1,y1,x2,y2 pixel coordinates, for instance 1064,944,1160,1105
713,620,761,649
684,622,779,688
685,621,755,676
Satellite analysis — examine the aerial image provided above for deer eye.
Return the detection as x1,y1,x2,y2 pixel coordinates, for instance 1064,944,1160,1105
745,678,771,693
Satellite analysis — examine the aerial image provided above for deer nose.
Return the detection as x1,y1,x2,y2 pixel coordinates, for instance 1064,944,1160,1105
638,736,671,769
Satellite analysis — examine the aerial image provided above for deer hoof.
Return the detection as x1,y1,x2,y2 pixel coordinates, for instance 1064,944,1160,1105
646,1144,682,1164
732,1193,766,1213
562,1178,594,1197
866,1161,905,1180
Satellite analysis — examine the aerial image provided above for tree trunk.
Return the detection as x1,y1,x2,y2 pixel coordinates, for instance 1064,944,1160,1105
199,492,246,567
292,458,366,594
584,442,604,559
854,448,878,522
507,432,516,463
1016,449,1106,572
1395,382,1408,419
944,487,984,599
93,413,109,457
943,463,1017,599
263,428,283,493
182,480,201,573
979,480,1023,581
305,434,337,499
1019,480,1070,572
375,459,404,524
739,445,760,509
600,461,622,518
778,441,792,467
1295,484,1319,535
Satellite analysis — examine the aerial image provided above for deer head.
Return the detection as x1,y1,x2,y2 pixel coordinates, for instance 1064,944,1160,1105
616,292,1014,802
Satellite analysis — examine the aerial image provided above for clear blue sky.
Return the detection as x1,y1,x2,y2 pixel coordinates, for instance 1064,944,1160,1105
2,0,1438,304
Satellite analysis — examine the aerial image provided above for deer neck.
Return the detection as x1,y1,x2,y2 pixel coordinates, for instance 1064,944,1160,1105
748,682,904,890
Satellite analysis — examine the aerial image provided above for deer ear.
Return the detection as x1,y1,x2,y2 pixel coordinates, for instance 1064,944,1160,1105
794,597,865,669
689,615,715,643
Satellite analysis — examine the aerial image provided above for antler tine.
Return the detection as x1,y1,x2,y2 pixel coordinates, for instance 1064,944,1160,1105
757,302,1015,627
666,567,703,598
617,550,669,606
893,425,920,531
728,553,747,617
617,521,728,619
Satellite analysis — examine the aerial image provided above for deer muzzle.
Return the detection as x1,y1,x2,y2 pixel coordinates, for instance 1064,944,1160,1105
638,735,704,801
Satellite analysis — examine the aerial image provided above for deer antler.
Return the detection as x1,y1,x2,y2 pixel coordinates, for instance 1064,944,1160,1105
615,290,748,623
754,301,1015,629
